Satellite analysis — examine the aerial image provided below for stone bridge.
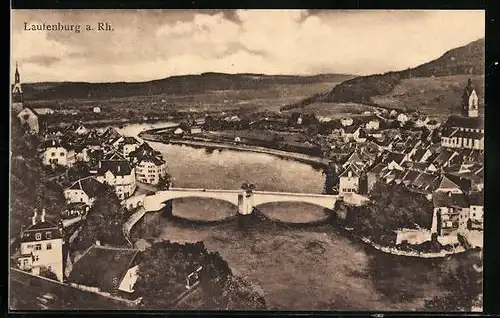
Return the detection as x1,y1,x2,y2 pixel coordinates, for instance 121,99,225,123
122,187,369,236
136,187,369,214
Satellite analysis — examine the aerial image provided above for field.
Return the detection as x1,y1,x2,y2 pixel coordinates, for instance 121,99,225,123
26,82,339,117
371,75,484,119
284,102,381,119
207,129,305,143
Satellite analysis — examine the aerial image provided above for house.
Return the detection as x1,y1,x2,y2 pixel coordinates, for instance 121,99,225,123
397,113,409,123
339,163,364,194
425,119,440,130
431,192,469,236
433,175,463,194
64,176,105,206
389,110,398,118
73,124,89,135
366,163,387,192
340,125,362,142
67,245,139,294
431,149,460,169
413,116,429,128
32,107,55,115
190,125,203,134
96,160,136,200
117,137,142,159
467,191,484,231
173,127,184,135
340,117,353,127
410,148,433,163
40,139,75,167
441,127,484,151
382,151,406,171
93,106,101,113
61,202,90,220
17,107,40,134
17,209,64,282
129,143,168,185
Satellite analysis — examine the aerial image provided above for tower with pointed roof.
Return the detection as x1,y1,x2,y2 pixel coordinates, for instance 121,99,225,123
12,62,24,112
462,78,479,118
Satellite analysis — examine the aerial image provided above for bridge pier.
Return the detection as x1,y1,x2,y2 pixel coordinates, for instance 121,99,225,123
237,191,255,227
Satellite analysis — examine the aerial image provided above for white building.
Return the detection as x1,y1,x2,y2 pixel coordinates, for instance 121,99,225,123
339,163,363,194
64,176,104,206
96,160,136,200
129,143,168,185
40,139,75,167
17,209,64,282
397,113,409,123
117,137,142,159
93,106,101,113
340,117,353,127
32,108,55,115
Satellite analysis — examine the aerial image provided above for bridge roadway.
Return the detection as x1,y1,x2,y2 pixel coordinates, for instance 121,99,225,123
122,187,368,236
141,187,341,213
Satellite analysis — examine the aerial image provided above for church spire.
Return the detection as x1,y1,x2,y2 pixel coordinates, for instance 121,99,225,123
15,62,20,84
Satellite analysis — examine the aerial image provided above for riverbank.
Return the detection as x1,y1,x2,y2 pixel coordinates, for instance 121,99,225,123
139,131,330,167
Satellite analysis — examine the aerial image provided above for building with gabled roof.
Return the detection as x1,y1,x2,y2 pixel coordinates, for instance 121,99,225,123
431,192,469,237
129,142,168,185
40,139,76,167
17,209,64,282
339,162,365,194
63,176,105,206
96,160,136,200
67,245,140,294
116,136,142,159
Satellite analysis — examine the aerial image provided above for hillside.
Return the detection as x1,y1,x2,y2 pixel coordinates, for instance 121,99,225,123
285,38,485,115
10,117,66,239
21,73,354,101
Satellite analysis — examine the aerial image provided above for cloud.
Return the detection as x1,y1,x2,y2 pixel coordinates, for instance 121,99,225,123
11,10,485,82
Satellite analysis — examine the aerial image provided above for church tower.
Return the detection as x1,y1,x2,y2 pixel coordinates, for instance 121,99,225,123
12,62,24,112
462,78,479,118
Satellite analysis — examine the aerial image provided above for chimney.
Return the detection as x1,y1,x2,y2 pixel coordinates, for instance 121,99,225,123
41,208,46,222
32,209,38,225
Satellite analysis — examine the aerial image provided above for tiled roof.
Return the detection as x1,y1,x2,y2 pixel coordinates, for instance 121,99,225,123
469,192,484,206
452,130,484,140
445,115,483,130
67,177,105,198
339,162,363,178
98,160,133,177
67,245,139,293
122,136,141,145
432,192,468,208
384,152,405,164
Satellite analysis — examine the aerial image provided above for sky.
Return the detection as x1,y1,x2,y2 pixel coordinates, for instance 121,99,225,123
11,10,485,83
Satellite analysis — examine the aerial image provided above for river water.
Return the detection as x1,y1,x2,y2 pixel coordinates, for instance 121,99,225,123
118,122,454,311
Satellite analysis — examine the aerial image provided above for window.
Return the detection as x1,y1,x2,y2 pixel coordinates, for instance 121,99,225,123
34,255,39,261
46,243,52,250
473,213,476,218
51,152,56,157
46,232,52,239
23,259,29,266
35,233,42,241
35,244,42,250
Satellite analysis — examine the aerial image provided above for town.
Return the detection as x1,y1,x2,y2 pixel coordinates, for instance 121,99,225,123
10,57,483,310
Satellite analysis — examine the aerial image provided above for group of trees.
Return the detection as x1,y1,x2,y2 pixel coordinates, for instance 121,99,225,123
203,116,251,131
344,182,433,245
72,184,129,250
424,251,483,311
135,241,267,310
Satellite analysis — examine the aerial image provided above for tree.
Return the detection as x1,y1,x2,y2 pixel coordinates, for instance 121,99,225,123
39,266,59,281
74,185,128,250
346,182,433,242
158,173,172,190
424,257,482,311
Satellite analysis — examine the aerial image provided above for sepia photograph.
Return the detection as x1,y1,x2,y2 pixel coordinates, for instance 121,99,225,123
9,9,484,312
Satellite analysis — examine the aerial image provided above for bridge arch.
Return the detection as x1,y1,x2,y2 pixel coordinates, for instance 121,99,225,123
142,189,241,212
252,192,338,211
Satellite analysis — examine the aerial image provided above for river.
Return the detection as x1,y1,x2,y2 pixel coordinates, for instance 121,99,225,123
117,122,457,311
